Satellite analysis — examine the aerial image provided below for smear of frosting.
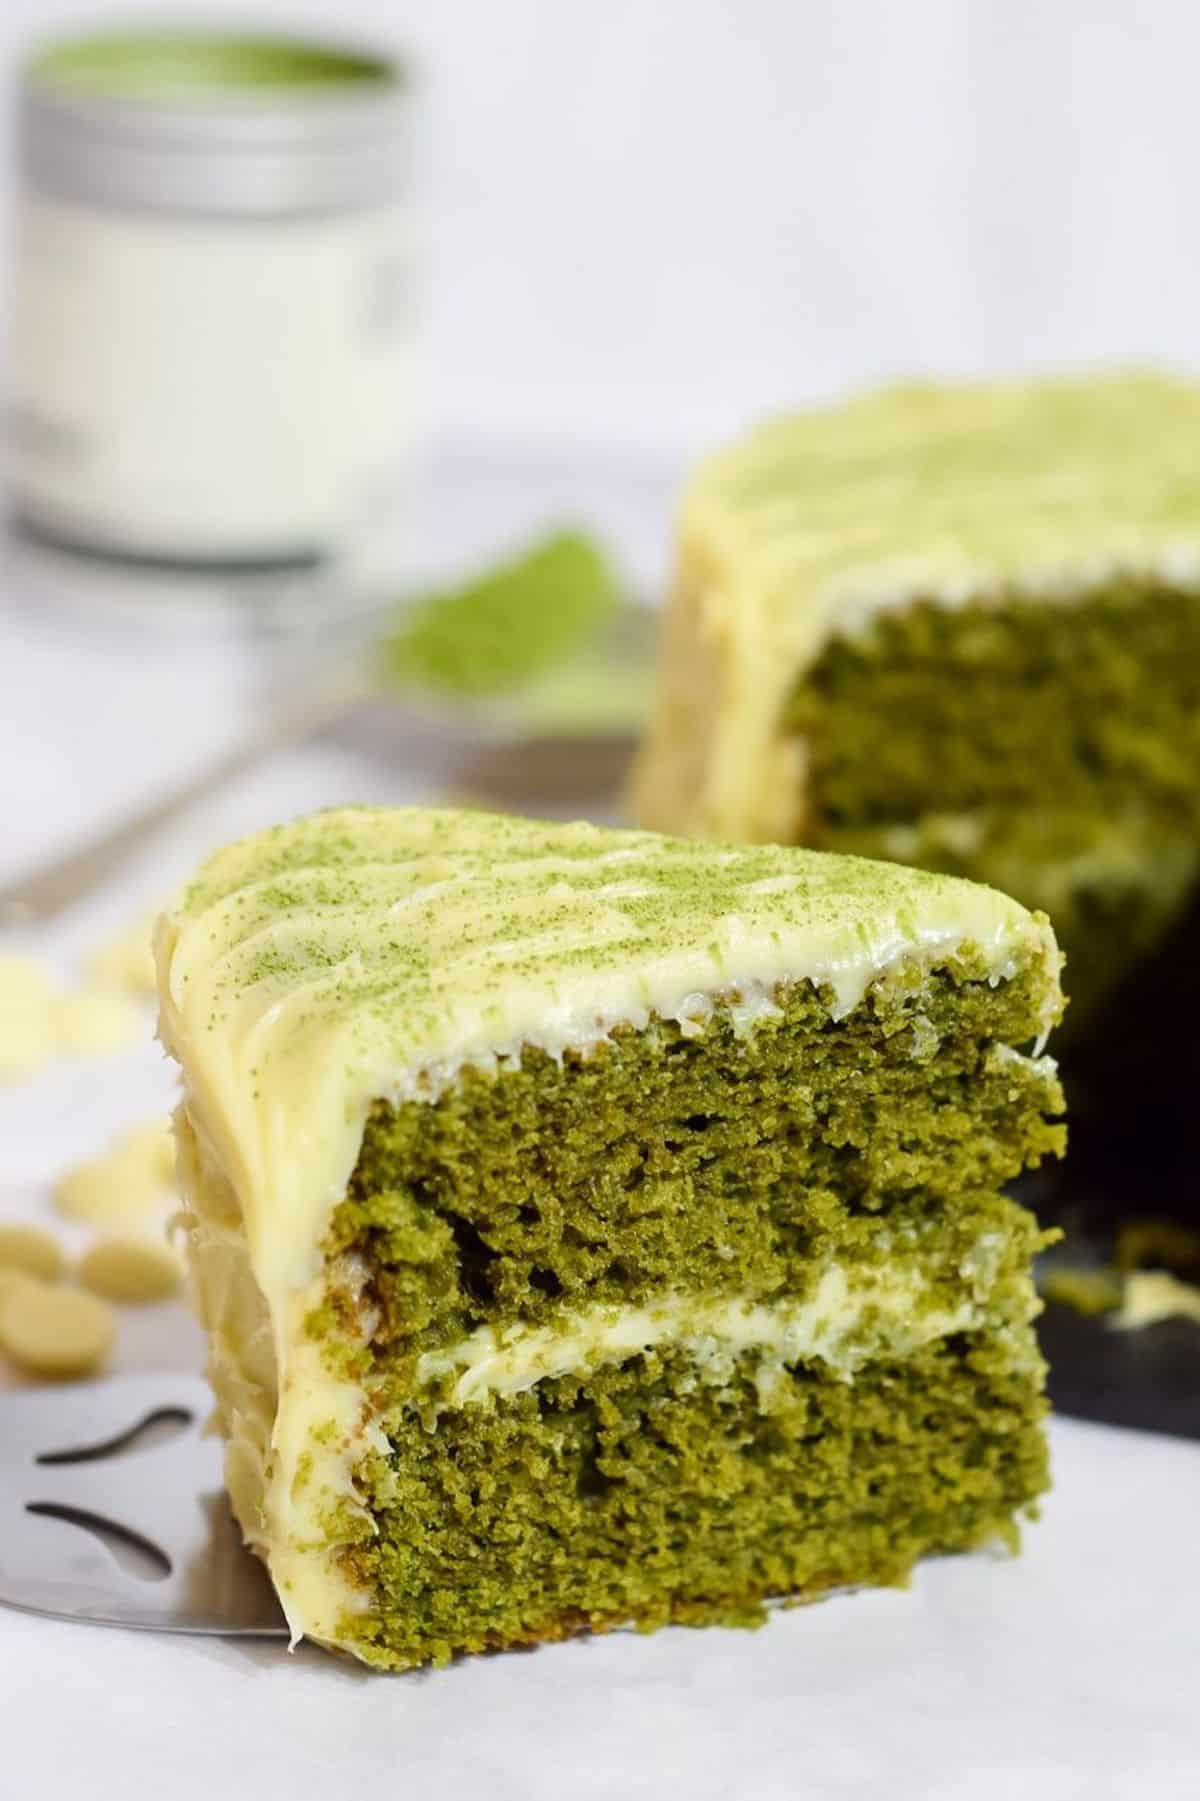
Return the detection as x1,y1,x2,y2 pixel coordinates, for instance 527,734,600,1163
0,953,141,1081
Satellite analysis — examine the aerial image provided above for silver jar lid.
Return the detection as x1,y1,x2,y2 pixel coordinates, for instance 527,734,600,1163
19,27,413,219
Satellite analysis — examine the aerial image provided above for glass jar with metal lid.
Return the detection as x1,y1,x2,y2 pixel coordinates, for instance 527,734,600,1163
8,29,418,574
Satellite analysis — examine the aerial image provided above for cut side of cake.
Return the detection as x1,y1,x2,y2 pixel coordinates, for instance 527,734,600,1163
634,372,1200,1021
157,805,1065,1669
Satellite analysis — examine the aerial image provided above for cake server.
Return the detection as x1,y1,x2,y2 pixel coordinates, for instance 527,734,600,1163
0,1372,287,1636
2,1330,1197,1643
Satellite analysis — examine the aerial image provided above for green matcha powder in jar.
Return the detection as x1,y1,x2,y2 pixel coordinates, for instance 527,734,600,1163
8,28,417,574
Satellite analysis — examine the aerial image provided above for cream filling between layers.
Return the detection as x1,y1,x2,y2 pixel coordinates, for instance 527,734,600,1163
414,1259,1016,1412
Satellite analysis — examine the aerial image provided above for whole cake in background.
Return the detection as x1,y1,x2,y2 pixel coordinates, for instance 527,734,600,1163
634,371,1200,1025
158,805,1063,1669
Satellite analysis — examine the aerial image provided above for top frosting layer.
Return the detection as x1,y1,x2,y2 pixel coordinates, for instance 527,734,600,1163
684,371,1200,641
159,805,1058,1301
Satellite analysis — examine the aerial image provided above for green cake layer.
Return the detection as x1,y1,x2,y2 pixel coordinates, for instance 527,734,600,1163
786,582,1200,827
351,1336,1048,1667
158,805,1064,1670
789,583,1200,1016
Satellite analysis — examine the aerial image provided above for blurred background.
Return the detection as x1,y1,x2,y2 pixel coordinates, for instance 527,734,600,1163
3,0,1198,454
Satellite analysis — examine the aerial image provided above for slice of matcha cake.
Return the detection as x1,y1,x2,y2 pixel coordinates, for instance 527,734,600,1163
158,804,1064,1669
634,371,1200,1018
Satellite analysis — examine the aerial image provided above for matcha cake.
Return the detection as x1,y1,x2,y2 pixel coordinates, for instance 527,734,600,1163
158,805,1064,1669
634,371,1200,1018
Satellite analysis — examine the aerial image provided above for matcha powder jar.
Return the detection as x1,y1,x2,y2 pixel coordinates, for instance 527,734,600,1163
8,29,417,573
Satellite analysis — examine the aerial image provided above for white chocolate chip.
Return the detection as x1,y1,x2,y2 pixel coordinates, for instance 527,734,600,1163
0,952,142,1080
0,1223,65,1282
0,955,57,1079
55,986,142,1055
52,1120,177,1226
84,914,159,998
0,1267,40,1307
78,1236,182,1305
0,1280,115,1380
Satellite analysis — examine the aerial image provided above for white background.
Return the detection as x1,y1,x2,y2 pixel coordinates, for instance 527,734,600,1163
3,0,1200,454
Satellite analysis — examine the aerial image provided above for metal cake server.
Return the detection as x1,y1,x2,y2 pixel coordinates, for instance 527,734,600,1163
0,1372,286,1636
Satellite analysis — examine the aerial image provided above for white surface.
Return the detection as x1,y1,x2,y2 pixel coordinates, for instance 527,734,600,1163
3,447,1200,1796
3,1,1200,454
0,1419,1197,1801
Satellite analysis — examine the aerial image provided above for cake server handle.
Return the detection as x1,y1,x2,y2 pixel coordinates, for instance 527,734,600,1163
0,668,375,929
